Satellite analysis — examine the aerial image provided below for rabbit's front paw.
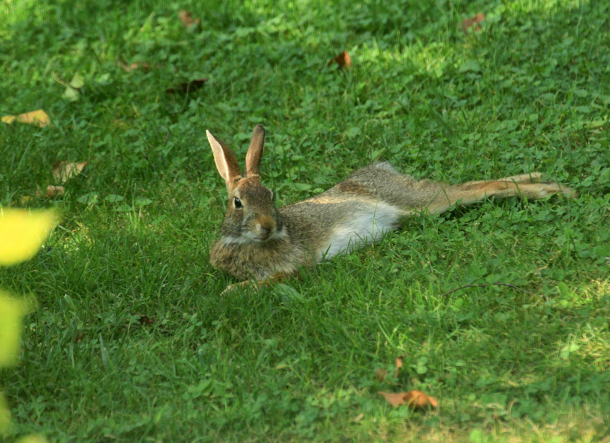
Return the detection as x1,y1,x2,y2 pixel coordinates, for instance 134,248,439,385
221,280,260,296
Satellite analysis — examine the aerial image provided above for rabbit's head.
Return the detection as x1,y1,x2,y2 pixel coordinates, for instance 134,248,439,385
207,125,284,244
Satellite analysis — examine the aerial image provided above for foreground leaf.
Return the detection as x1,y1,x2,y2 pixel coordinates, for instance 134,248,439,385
17,435,48,443
0,209,58,266
0,293,36,367
1,110,50,128
0,392,9,434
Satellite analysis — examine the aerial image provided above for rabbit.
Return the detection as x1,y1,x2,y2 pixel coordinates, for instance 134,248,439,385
207,124,575,293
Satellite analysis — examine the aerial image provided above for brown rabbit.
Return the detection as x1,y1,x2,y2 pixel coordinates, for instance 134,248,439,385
207,125,574,293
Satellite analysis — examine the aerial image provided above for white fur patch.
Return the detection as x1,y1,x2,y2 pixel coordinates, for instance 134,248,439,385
220,227,287,245
318,201,402,260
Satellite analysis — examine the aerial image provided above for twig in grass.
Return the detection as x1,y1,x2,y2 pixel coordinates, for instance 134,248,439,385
440,282,543,299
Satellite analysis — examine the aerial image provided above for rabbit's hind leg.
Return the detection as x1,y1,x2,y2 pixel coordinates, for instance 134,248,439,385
463,172,542,186
426,179,574,214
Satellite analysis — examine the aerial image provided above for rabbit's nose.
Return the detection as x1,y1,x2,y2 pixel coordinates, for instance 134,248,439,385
257,217,276,238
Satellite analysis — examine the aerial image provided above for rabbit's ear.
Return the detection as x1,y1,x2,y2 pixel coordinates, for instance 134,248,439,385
245,124,265,177
206,130,242,189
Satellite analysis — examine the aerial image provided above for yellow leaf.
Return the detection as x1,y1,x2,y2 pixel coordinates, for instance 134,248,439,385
0,293,36,367
1,110,50,128
0,209,58,266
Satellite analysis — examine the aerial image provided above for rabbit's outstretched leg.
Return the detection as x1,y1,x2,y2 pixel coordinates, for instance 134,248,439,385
425,178,574,215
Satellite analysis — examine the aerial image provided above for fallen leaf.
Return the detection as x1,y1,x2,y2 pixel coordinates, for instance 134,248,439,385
117,60,153,72
45,185,65,198
404,390,438,409
328,50,351,69
70,73,84,89
178,10,201,30
378,391,409,407
52,161,88,183
462,13,485,33
395,356,404,376
376,368,388,382
52,72,83,101
165,78,208,94
1,110,50,128
138,314,156,326
63,86,79,102
62,73,85,101
378,390,438,410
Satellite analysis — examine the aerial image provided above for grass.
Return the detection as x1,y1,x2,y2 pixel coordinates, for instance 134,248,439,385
1,0,609,441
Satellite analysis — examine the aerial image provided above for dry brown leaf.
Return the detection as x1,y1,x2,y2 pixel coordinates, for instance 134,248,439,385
375,368,388,382
52,161,89,183
178,10,201,30
378,390,438,410
1,109,50,128
117,60,153,72
404,390,438,409
138,314,156,326
462,13,485,33
45,185,65,198
328,51,351,69
395,356,403,376
166,78,208,94
378,391,409,407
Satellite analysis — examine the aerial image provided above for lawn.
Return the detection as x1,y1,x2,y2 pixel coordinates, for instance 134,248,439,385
1,0,609,441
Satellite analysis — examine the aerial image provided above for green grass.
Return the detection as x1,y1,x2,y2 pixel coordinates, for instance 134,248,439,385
1,0,610,441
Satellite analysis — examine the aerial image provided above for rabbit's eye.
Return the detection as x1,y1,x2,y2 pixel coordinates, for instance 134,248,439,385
234,197,243,209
